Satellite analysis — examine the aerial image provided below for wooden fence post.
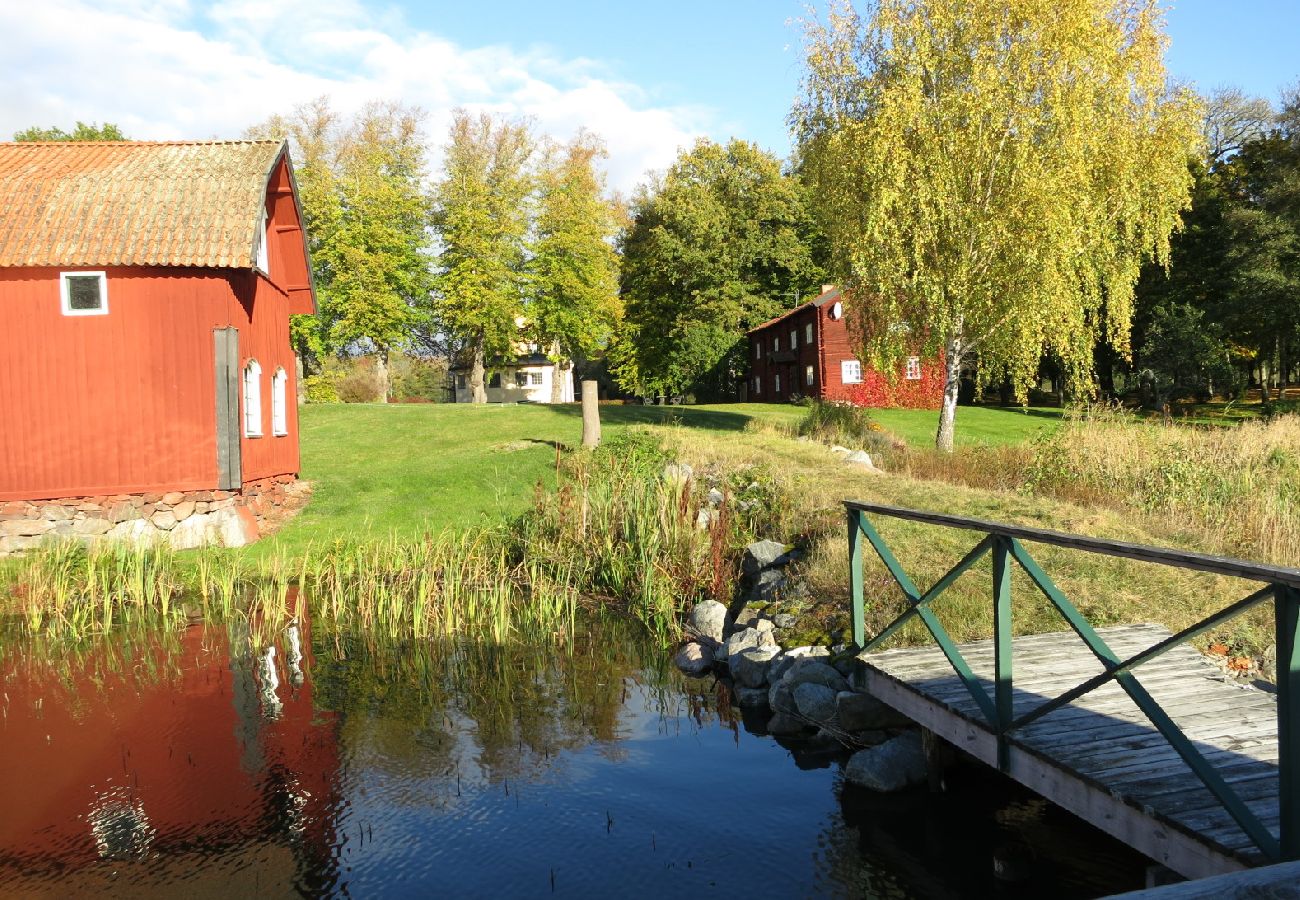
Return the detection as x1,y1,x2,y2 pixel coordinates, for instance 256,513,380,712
581,380,601,448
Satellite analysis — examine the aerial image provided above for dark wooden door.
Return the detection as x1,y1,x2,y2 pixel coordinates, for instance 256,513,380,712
213,327,241,490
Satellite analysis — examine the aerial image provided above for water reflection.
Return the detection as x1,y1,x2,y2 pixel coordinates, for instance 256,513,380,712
0,612,1149,897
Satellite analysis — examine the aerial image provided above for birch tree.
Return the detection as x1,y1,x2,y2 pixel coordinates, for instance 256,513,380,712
793,0,1202,450
433,111,534,403
530,132,623,402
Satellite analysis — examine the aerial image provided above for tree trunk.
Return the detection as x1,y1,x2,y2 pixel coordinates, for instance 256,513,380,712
935,330,964,453
581,380,601,448
374,348,390,404
295,353,306,405
550,342,566,404
470,336,487,404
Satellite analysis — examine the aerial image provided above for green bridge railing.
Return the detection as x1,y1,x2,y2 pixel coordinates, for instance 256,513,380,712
845,500,1300,863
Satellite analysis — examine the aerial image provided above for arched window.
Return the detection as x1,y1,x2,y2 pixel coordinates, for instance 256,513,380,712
272,367,288,436
244,360,263,437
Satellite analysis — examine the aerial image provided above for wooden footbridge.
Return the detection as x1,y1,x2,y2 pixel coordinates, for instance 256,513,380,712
844,502,1300,881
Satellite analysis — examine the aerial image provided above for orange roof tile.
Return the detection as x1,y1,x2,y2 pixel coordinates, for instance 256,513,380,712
0,140,286,269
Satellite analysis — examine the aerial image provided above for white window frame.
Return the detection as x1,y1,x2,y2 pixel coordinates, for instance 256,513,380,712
775,372,782,394
790,329,798,350
774,336,781,352
272,367,288,436
530,371,543,386
244,360,263,438
804,322,813,345
755,342,761,360
841,359,863,385
753,376,761,395
60,271,109,317
254,207,270,275
905,356,922,381
805,365,815,387
515,371,529,388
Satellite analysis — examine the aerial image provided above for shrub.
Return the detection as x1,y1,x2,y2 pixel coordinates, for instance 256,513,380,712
798,400,899,455
336,367,384,403
303,374,341,404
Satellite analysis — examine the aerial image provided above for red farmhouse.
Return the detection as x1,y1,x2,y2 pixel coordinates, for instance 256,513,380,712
745,285,943,408
0,140,316,551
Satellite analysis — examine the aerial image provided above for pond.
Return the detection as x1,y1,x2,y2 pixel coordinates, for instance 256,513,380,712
0,615,1152,898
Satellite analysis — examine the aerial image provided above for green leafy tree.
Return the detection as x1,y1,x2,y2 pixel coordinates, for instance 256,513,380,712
530,132,623,402
14,122,127,141
1139,304,1242,405
251,99,433,402
793,0,1203,450
616,138,825,400
432,111,535,403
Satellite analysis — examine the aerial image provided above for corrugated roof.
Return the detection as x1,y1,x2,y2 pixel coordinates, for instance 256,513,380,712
0,140,286,269
747,286,842,333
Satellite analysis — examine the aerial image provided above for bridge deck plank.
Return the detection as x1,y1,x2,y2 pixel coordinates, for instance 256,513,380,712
858,624,1279,879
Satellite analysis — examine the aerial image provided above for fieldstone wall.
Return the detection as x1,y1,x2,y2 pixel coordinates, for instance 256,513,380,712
0,476,310,556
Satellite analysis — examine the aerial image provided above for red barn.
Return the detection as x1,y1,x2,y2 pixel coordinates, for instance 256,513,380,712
0,140,316,551
745,285,943,408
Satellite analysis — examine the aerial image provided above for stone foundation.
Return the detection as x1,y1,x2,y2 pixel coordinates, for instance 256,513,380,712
0,475,311,555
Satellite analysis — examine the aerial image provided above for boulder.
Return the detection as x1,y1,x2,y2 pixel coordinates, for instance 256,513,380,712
772,613,798,630
168,513,212,550
40,505,73,521
725,626,777,659
107,501,139,523
214,507,259,548
689,599,728,642
160,491,185,506
766,710,808,736
0,535,44,554
734,685,770,707
784,659,850,694
695,508,718,531
748,569,787,602
172,500,196,522
845,450,875,468
843,731,927,792
72,517,113,536
741,540,789,577
754,618,775,634
674,642,714,677
106,518,159,547
829,445,852,456
1,519,53,537
793,682,839,725
706,488,725,507
661,462,693,485
730,647,780,688
151,511,178,531
836,691,912,731
768,679,797,714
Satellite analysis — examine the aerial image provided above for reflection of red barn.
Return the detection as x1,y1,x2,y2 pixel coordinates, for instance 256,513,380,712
0,141,316,534
0,621,341,891
745,285,943,408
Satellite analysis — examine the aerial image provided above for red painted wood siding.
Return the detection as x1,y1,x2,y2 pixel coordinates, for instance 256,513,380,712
0,158,308,501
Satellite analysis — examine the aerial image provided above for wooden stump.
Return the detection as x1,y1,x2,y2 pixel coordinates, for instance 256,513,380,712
581,380,600,448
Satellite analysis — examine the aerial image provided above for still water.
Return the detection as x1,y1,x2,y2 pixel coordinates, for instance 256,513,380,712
0,617,1150,898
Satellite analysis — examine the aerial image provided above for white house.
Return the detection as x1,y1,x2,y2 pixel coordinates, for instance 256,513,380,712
450,352,575,404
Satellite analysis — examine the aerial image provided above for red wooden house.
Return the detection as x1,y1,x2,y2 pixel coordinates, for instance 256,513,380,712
0,140,316,551
745,285,943,408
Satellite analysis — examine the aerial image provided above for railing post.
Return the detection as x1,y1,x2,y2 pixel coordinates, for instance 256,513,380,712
1278,584,1300,860
993,535,1013,771
848,508,865,648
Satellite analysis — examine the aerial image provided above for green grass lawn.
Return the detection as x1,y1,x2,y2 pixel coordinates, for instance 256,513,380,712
260,401,1057,554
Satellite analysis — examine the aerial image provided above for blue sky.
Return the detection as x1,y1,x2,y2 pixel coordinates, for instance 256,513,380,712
3,1,1297,191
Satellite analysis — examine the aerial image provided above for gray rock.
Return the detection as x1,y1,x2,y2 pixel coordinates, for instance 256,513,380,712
786,645,831,660
689,599,728,642
784,659,850,694
40,505,73,521
1,519,53,537
843,731,927,792
793,682,839,725
768,679,797,714
734,685,770,707
674,642,714,677
213,509,257,548
845,450,874,467
772,613,798,629
830,445,852,456
754,618,775,634
766,710,808,736
168,513,212,549
0,534,45,553
831,655,857,677
742,539,789,576
725,626,777,658
730,647,780,688
106,518,159,547
150,511,178,531
836,691,912,731
695,508,718,531
72,517,113,536
661,462,694,485
748,568,787,601
706,488,725,507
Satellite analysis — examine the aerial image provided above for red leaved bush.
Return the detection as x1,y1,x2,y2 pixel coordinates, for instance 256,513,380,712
837,356,945,409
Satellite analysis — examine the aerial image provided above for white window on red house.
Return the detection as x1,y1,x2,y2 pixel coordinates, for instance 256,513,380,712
774,336,781,352
775,372,781,394
841,359,863,384
805,365,814,386
243,360,263,437
905,356,922,380
804,322,813,345
272,367,288,436
753,376,761,395
60,271,108,316
790,329,798,350
755,342,761,360
254,207,270,275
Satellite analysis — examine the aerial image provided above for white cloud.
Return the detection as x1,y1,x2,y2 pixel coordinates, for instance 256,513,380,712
0,0,710,191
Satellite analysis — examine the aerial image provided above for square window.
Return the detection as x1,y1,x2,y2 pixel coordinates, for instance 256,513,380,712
905,357,922,380
515,371,528,388
841,360,863,384
488,373,501,389
805,365,815,387
530,372,543,386
805,322,813,345
60,271,108,316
